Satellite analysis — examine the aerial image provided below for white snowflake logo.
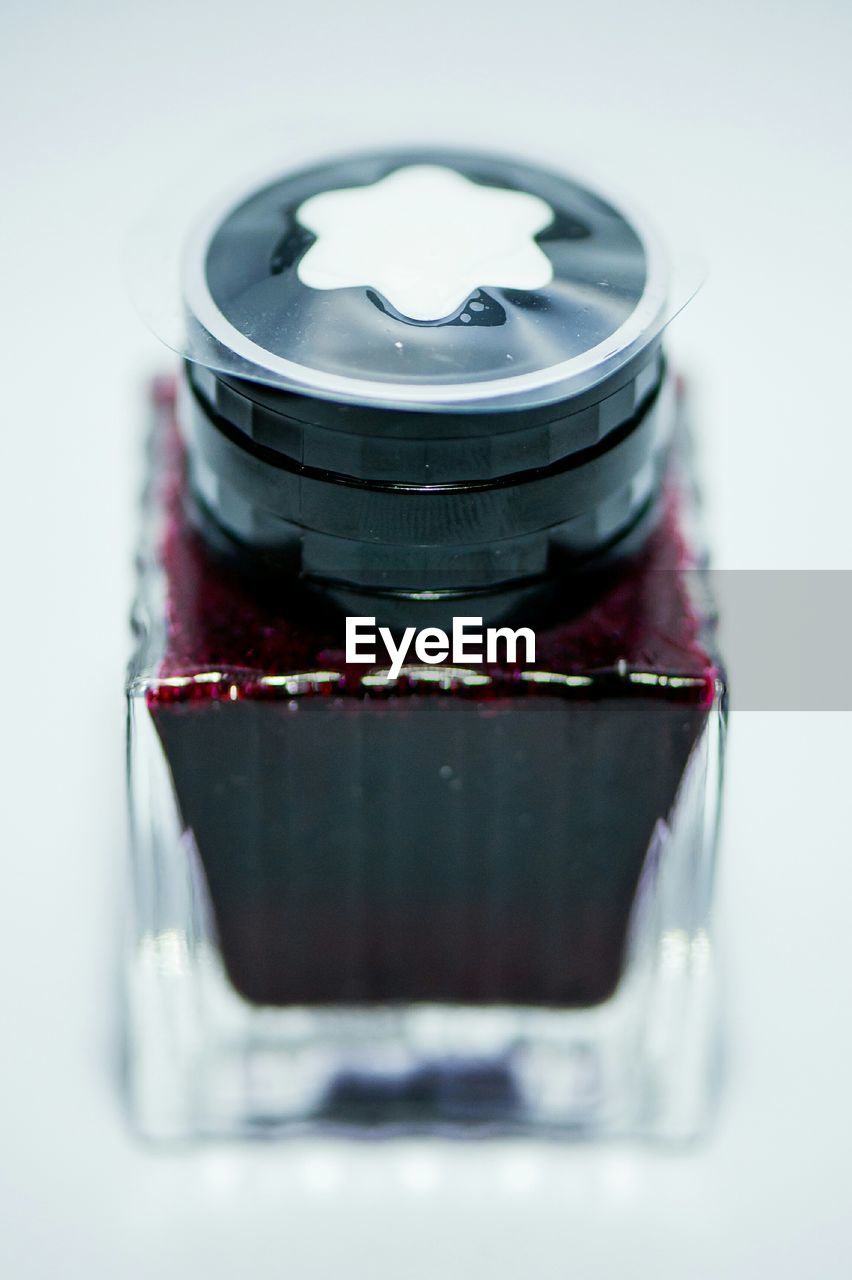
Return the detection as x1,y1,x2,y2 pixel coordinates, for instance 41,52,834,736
295,164,555,323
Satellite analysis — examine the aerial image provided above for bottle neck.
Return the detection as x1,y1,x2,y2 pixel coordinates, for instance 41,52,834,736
178,353,673,628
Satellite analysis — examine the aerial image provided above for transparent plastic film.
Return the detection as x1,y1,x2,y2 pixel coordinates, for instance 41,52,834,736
127,137,704,413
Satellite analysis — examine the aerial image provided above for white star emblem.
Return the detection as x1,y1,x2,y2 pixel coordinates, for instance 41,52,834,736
295,164,555,323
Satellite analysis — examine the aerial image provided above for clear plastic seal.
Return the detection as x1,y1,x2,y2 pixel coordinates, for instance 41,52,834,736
127,137,703,412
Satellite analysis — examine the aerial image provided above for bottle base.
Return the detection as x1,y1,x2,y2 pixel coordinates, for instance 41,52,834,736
125,961,720,1143
125,696,723,1143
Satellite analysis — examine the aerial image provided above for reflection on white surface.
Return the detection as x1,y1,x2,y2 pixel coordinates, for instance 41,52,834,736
301,1153,345,1195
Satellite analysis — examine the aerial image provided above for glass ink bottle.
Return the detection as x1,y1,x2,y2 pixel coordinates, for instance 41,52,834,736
126,147,725,1139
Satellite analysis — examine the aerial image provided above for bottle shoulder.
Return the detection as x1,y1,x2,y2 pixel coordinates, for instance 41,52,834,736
130,378,722,711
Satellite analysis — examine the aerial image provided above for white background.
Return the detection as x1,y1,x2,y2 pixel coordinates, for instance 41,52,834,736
1,1,851,1275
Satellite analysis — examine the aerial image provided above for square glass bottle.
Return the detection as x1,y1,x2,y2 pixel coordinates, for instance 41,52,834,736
126,148,725,1139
